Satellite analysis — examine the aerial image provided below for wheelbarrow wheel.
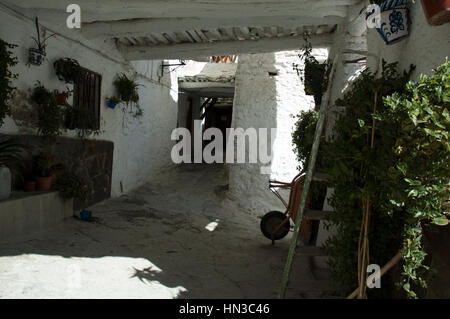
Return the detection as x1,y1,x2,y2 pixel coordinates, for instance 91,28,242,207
260,211,290,240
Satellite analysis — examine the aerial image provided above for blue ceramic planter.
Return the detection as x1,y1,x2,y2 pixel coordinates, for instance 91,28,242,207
80,210,92,221
374,0,410,45
28,48,46,65
107,100,117,109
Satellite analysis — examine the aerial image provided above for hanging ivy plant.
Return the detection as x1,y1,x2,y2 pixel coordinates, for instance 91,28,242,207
31,82,62,140
113,73,140,104
0,39,18,127
293,32,331,106
113,73,143,122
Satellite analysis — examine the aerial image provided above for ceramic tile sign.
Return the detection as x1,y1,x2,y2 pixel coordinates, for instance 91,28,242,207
376,0,410,45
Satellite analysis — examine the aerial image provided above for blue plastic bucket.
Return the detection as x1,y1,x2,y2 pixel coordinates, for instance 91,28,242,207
80,210,92,221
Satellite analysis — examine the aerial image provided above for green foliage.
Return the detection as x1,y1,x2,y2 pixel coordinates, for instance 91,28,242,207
291,109,327,210
31,82,62,140
314,60,449,298
113,73,143,121
381,60,450,298
31,17,55,52
320,61,415,298
0,39,18,127
55,172,87,201
53,58,81,84
304,57,331,106
293,32,331,106
292,109,319,169
114,73,140,104
33,153,55,177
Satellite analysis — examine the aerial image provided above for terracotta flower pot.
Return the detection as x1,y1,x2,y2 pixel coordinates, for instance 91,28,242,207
50,168,65,183
36,176,52,191
24,181,36,192
421,0,450,26
56,93,68,105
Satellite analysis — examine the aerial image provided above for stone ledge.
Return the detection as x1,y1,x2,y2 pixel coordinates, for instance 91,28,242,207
0,191,73,241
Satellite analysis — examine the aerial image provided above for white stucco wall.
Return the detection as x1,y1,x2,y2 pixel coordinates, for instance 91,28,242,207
366,2,450,80
0,9,178,197
228,49,326,212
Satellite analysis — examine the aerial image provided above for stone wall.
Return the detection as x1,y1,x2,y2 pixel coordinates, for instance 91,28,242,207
1,134,113,210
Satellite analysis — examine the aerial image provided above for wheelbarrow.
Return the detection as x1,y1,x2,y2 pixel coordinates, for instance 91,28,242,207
260,172,311,244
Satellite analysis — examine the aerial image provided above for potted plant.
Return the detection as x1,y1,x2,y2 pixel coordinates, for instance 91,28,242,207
0,137,26,199
113,73,140,104
54,87,72,105
421,0,450,26
53,58,81,84
0,39,18,128
34,153,55,191
106,96,120,109
50,162,65,183
31,82,62,140
55,172,90,220
28,17,55,66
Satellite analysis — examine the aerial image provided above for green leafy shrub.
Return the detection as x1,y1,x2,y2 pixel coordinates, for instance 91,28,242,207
313,60,449,298
55,172,87,201
0,39,18,127
292,109,327,210
31,82,62,140
320,61,415,298
381,60,450,298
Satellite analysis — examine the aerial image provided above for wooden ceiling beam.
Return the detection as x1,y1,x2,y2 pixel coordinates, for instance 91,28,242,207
124,33,334,60
81,16,344,39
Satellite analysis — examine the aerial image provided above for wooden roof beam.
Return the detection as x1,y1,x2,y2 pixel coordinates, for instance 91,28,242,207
81,16,344,39
124,33,334,60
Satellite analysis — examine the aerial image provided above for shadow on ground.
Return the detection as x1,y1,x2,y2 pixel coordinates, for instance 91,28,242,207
0,165,332,299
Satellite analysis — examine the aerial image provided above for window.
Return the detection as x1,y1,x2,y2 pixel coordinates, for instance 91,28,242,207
70,67,102,130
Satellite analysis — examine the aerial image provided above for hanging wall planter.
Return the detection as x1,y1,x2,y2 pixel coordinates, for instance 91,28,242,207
28,17,55,66
421,0,450,26
53,58,81,84
106,97,120,109
34,154,55,191
375,0,410,45
28,47,46,66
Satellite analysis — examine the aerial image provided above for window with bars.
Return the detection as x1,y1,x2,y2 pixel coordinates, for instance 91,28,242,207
69,67,102,130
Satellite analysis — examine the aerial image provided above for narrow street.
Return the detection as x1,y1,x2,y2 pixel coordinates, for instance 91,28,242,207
0,165,331,299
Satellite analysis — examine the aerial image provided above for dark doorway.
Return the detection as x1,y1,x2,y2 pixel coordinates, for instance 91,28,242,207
201,97,233,155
